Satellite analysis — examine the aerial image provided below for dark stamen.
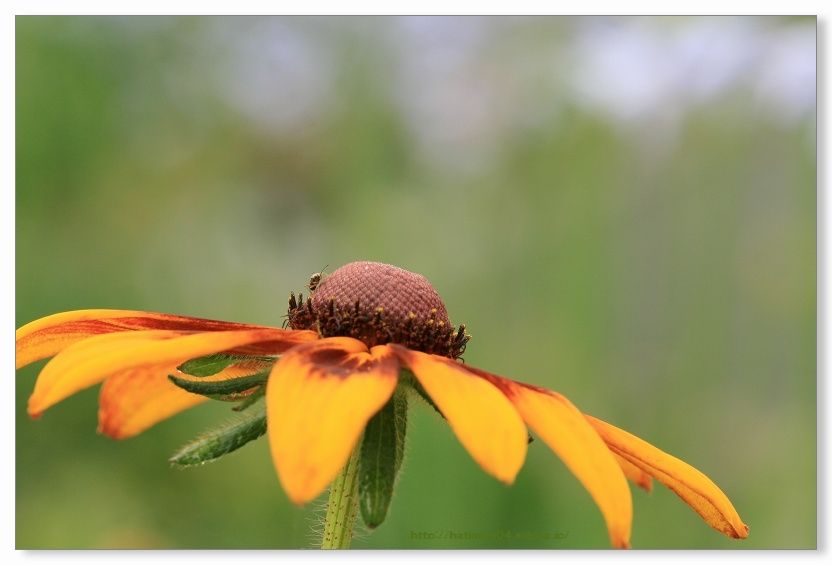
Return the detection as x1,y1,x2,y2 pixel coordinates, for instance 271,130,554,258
286,261,471,359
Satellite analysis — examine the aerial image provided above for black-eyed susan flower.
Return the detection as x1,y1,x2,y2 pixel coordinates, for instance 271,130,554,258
16,261,748,548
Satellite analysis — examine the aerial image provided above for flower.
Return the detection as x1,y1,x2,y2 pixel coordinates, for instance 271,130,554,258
16,261,748,548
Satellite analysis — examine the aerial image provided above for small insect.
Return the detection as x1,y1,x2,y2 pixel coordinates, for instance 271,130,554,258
307,264,329,292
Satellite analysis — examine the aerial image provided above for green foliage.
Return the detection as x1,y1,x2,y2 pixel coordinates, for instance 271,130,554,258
177,354,243,377
169,402,267,467
358,388,408,529
168,372,268,399
177,354,276,377
233,386,266,412
15,16,815,549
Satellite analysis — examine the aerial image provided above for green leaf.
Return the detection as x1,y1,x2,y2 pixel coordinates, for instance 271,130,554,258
233,386,266,412
177,353,276,377
168,371,268,399
169,402,267,467
177,353,240,377
358,387,407,529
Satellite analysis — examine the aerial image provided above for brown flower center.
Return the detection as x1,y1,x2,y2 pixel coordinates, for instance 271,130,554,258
287,261,469,358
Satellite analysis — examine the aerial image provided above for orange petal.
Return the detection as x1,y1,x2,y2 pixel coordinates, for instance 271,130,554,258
586,415,749,540
98,358,274,439
16,309,316,369
28,328,289,418
267,338,399,505
97,364,208,439
392,346,528,485
459,369,632,549
612,452,653,493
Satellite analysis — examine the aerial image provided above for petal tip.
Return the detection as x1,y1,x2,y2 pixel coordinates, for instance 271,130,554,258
97,422,128,440
274,461,336,507
733,522,750,539
283,484,316,506
495,453,526,485
609,521,632,549
27,397,45,419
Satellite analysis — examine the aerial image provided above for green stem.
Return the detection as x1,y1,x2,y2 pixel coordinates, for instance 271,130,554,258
321,442,361,549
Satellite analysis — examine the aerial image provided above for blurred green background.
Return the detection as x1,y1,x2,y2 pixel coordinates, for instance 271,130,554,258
15,16,815,549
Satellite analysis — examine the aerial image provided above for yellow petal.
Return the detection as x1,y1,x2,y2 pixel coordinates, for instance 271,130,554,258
612,452,653,493
28,328,289,417
586,415,749,540
98,358,274,439
485,380,632,548
16,308,316,369
392,346,528,485
267,338,399,505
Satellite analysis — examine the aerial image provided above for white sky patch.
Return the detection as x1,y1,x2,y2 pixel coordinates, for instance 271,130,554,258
214,18,334,135
204,16,814,172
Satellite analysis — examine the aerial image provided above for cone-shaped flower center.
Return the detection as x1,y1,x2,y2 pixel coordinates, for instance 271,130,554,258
288,261,469,358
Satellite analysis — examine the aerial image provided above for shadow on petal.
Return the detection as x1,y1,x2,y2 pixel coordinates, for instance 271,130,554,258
99,358,274,439
267,338,399,505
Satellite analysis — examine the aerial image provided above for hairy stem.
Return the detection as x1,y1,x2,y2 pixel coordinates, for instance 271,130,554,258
321,442,361,549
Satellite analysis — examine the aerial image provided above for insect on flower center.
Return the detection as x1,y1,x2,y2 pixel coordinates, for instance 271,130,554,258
287,261,470,359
